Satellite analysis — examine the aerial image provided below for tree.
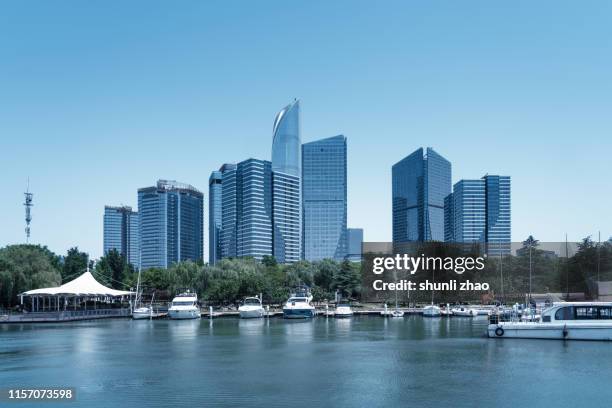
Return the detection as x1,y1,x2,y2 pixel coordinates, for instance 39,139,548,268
313,259,339,292
62,247,89,281
95,249,131,289
333,260,361,298
0,245,62,307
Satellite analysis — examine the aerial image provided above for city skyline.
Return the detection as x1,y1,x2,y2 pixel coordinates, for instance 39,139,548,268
2,2,611,259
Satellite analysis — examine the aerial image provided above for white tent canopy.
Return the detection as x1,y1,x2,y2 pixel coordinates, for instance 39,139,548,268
21,271,134,297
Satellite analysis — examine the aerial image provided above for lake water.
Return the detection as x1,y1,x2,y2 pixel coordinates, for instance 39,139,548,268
1,316,611,407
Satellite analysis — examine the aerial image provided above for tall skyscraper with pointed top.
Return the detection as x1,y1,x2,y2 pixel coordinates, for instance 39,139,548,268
271,99,302,263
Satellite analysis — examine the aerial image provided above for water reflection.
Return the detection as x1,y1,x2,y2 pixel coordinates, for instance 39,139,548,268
238,317,265,336
3,316,612,408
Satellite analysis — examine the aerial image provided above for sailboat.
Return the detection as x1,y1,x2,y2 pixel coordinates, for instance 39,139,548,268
423,268,441,317
132,267,153,320
381,276,404,317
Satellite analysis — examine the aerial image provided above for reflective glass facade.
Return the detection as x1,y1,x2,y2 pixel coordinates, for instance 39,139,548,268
347,228,363,262
302,135,347,261
138,180,203,269
103,206,139,267
220,159,273,260
484,175,511,255
209,164,235,265
444,175,511,255
392,147,451,242
272,100,301,177
448,180,486,243
271,100,302,263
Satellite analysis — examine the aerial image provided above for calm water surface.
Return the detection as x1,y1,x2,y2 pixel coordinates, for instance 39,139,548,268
1,316,611,407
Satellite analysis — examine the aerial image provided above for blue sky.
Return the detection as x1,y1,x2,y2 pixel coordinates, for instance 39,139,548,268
1,1,610,259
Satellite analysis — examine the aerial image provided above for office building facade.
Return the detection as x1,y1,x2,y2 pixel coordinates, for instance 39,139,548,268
209,164,236,265
220,159,273,260
347,228,363,262
302,135,347,261
392,147,451,243
444,175,511,255
271,99,302,263
484,175,511,255
103,205,139,267
138,180,204,269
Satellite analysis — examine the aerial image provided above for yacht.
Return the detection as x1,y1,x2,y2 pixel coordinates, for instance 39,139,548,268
488,302,612,341
239,296,265,319
451,306,477,317
133,305,153,320
334,302,353,318
423,304,441,317
168,292,200,320
132,264,152,320
283,287,316,319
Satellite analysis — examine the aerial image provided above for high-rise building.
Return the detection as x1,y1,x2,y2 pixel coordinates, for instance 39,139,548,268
484,175,511,255
220,159,273,260
103,206,139,267
271,100,302,263
392,147,451,243
302,135,347,261
347,228,363,262
209,164,236,265
444,175,511,255
446,180,486,244
138,180,203,269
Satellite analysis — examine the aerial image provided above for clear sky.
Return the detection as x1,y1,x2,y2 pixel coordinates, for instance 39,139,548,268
1,1,610,260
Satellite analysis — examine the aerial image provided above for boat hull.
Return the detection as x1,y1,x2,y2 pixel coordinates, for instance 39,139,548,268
132,311,152,320
283,308,315,319
488,323,612,341
239,308,264,319
168,308,200,320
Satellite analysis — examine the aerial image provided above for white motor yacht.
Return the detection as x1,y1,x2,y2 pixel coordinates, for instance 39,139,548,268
283,288,316,319
451,307,477,317
334,303,353,318
489,302,612,341
168,292,200,320
239,297,265,319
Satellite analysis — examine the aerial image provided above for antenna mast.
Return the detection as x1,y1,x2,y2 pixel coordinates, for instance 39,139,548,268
24,178,33,243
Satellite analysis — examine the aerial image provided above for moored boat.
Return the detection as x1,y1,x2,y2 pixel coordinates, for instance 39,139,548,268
451,307,477,317
239,296,265,319
168,292,200,320
283,287,315,319
334,303,353,318
132,306,153,320
488,302,612,341
423,305,441,317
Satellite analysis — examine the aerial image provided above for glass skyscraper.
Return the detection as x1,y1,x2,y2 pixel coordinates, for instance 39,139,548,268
392,147,451,243
209,163,235,265
444,175,511,255
446,180,486,244
347,228,363,262
220,159,273,260
302,135,347,261
484,175,511,255
138,180,203,269
103,205,139,267
271,100,301,263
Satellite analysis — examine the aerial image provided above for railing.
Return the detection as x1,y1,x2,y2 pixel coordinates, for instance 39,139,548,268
0,308,131,323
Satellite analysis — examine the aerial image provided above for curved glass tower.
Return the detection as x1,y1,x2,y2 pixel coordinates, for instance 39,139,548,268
272,99,301,176
271,99,302,263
